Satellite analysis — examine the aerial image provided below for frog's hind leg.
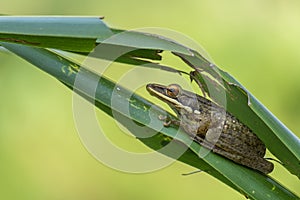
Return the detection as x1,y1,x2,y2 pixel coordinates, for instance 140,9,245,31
210,145,273,174
192,135,274,174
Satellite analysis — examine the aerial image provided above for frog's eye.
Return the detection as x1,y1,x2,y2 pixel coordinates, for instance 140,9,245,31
166,84,181,98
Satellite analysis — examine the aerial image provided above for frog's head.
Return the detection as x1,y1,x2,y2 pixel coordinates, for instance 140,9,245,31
146,83,200,114
146,83,182,105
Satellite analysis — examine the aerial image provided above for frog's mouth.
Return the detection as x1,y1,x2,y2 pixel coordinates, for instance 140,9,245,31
146,83,180,107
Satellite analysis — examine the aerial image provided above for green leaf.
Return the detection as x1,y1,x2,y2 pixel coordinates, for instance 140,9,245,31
2,42,299,200
0,16,193,56
101,29,193,55
0,16,113,52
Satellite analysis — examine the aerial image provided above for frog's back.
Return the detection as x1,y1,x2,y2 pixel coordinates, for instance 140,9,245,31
194,95,267,157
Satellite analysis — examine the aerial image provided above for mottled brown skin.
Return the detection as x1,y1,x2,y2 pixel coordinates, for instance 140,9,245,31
146,83,274,174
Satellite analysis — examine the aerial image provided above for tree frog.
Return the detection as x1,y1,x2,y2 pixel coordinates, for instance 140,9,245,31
146,83,274,174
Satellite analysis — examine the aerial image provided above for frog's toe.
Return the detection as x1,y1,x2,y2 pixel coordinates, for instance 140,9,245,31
158,115,167,121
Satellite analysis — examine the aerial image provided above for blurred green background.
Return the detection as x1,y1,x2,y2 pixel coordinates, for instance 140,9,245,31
1,1,300,199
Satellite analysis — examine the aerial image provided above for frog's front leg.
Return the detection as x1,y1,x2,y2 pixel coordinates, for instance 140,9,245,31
158,115,180,127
